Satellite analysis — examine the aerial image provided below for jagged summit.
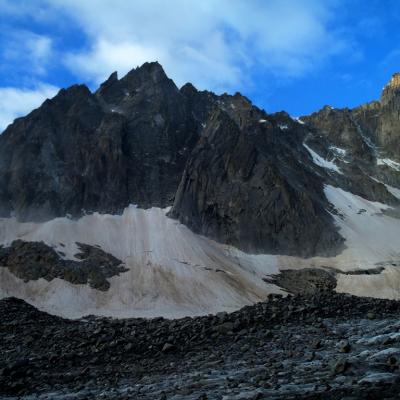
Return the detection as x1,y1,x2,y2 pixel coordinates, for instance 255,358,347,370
121,61,171,85
95,61,179,109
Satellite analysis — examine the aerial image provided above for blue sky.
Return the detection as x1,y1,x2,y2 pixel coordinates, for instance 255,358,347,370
1,0,400,131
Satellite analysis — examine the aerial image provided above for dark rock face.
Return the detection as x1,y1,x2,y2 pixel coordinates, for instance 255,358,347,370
170,108,344,257
0,62,202,220
0,240,126,290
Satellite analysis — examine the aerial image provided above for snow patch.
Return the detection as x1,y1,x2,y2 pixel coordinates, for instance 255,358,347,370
369,176,400,200
303,143,342,174
329,146,346,156
385,183,400,199
259,119,267,123
322,186,400,299
110,107,124,115
290,116,305,124
274,185,400,299
278,124,288,130
377,158,400,171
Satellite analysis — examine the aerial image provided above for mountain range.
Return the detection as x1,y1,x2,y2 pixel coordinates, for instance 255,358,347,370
1,62,400,318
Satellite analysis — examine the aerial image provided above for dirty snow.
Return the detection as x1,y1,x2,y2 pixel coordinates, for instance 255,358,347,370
2,186,400,318
0,207,282,319
272,185,400,300
323,186,400,299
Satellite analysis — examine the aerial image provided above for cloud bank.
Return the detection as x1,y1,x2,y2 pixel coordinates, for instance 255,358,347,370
53,0,348,91
0,0,359,128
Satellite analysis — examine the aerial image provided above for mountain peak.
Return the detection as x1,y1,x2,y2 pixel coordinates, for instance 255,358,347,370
96,71,119,97
123,61,168,84
180,82,198,94
386,72,400,89
381,72,400,106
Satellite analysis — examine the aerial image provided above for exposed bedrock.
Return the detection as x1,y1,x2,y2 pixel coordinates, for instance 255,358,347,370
265,267,388,297
0,240,127,291
170,110,344,257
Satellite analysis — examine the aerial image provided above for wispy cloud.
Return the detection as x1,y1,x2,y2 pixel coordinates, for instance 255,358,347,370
1,30,53,77
0,84,58,132
48,0,352,92
64,39,162,84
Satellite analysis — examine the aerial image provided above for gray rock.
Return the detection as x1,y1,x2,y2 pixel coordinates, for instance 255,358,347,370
330,358,349,375
359,372,398,385
215,322,235,334
161,343,175,353
338,340,351,353
0,240,126,290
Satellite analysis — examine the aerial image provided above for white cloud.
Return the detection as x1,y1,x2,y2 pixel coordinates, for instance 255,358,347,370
48,0,350,92
0,84,59,132
2,30,53,75
65,39,162,84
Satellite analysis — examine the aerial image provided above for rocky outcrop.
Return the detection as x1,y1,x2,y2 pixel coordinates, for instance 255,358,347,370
170,109,344,257
265,268,337,295
0,240,126,290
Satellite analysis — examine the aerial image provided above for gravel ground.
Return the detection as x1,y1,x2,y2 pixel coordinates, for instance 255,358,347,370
1,292,400,399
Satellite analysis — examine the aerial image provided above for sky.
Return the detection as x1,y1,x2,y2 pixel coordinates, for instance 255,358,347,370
1,0,400,131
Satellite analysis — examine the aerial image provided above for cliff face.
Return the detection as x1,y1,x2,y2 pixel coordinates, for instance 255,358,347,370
303,73,400,160
378,73,400,154
170,108,344,257
1,64,400,257
0,63,203,220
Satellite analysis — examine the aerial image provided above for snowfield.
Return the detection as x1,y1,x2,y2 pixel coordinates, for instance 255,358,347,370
0,207,283,319
1,185,400,318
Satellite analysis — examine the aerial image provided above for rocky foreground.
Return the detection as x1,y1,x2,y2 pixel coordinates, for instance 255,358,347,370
1,291,400,400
